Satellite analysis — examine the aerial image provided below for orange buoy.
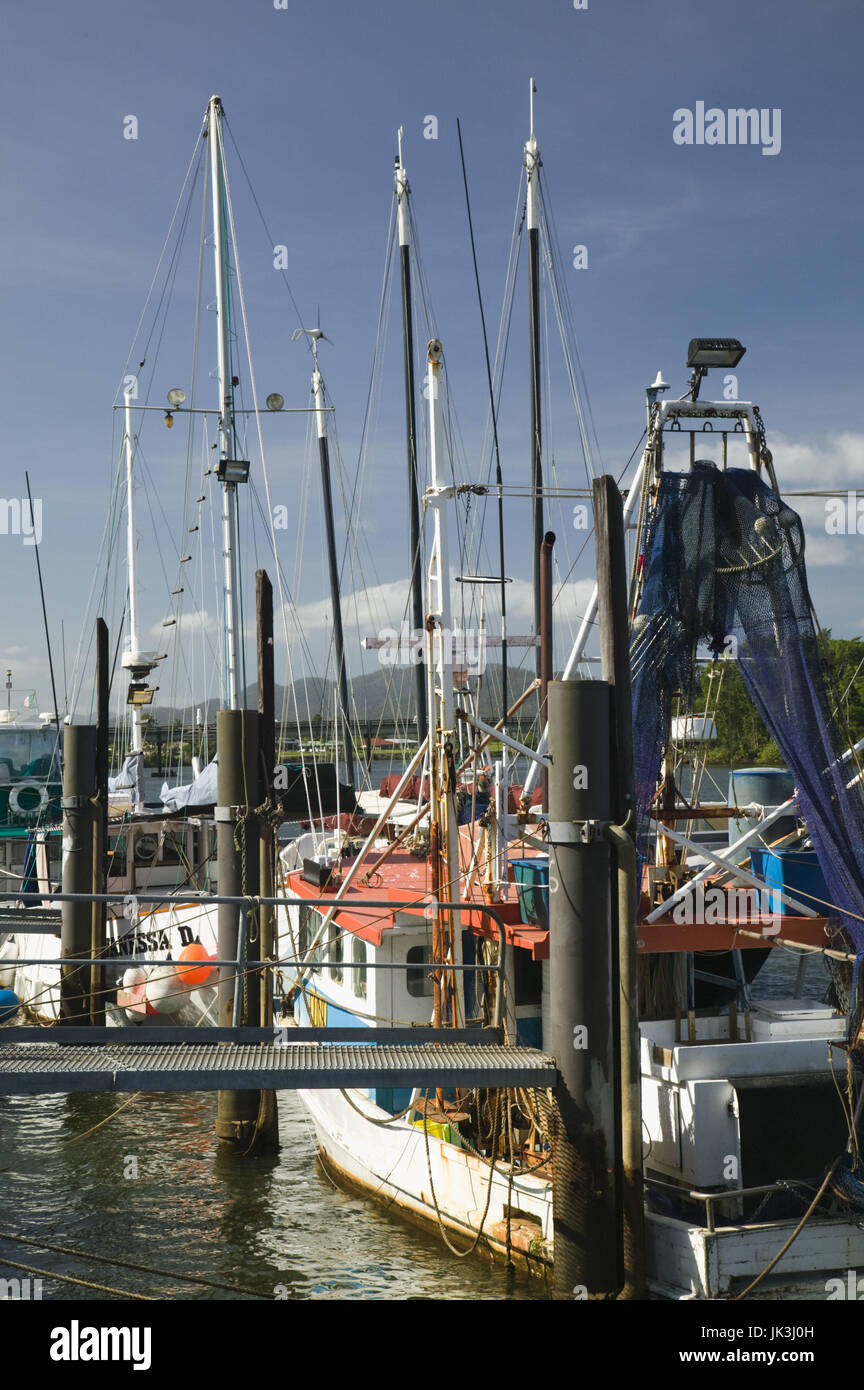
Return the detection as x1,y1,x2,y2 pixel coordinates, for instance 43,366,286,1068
177,941,213,988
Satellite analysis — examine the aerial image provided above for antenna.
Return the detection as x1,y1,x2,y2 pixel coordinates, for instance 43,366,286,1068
529,77,536,139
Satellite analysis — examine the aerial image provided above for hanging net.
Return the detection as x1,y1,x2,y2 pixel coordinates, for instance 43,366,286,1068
630,461,864,948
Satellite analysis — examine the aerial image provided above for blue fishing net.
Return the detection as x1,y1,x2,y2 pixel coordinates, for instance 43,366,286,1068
631,461,864,948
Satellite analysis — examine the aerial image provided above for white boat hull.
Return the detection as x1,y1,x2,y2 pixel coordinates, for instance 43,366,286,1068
647,1209,864,1299
299,1085,553,1274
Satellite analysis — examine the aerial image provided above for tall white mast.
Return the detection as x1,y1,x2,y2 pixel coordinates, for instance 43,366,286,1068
124,391,141,739
525,77,544,678
207,94,242,711
425,339,465,1028
426,340,454,734
124,392,143,753
120,389,159,811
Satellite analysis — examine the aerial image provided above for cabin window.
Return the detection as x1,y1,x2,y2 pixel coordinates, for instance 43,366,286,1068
352,934,367,999
514,950,542,1007
329,926,343,986
0,729,58,780
107,837,128,877
298,905,324,973
406,944,433,998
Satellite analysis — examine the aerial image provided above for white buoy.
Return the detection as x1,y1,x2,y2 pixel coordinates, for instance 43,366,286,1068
0,940,18,990
145,965,185,1014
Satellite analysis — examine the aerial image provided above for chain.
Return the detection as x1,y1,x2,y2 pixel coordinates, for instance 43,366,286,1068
232,811,254,1022
752,405,779,491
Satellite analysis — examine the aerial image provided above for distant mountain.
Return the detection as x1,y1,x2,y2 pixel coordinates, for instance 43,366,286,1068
142,661,540,728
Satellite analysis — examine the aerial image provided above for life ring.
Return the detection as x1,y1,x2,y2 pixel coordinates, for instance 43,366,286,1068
8,781,49,817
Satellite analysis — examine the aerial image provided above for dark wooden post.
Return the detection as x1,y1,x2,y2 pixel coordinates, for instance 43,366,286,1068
60,725,96,1025
594,474,644,1299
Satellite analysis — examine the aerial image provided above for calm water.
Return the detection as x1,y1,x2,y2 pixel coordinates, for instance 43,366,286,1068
0,949,824,1302
0,1090,548,1301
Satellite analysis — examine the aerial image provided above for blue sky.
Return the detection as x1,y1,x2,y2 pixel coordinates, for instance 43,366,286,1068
1,0,862,719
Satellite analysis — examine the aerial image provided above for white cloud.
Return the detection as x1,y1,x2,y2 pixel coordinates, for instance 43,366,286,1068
770,430,864,489
147,609,219,640
769,432,864,569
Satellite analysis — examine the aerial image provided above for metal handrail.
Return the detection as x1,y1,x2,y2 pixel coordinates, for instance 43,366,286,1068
0,891,509,1032
645,1175,814,1234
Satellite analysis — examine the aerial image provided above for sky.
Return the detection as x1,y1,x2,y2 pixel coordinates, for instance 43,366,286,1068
1,0,862,723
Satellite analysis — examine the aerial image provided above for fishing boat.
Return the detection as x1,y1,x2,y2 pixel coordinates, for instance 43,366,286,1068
0,677,63,996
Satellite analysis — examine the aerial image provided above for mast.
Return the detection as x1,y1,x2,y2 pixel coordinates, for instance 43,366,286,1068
425,339,465,1029
303,330,356,787
120,390,157,812
526,78,543,677
207,94,242,711
124,393,143,761
395,130,428,744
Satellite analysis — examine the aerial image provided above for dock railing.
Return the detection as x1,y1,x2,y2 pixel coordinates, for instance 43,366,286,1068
0,889,509,1033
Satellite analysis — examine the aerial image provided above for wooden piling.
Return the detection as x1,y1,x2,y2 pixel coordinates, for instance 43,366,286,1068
60,724,97,1026
594,474,645,1299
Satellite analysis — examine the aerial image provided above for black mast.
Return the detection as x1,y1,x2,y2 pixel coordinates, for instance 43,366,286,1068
301,330,356,788
395,135,428,744
456,117,509,727
526,81,543,678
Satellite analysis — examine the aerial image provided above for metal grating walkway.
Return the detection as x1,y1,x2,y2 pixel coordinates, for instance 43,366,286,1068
0,1042,558,1096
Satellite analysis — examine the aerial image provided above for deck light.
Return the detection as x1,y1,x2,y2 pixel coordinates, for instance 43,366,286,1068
167,388,186,407
127,684,156,707
686,339,746,369
215,459,250,484
686,339,746,400
266,393,284,412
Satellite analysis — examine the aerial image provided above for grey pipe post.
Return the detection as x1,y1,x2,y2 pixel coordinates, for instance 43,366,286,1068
90,619,109,1027
60,724,97,1025
255,569,280,1150
594,473,645,1298
548,679,619,1298
539,531,555,809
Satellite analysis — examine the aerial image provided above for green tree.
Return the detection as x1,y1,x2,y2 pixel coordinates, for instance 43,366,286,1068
693,633,864,766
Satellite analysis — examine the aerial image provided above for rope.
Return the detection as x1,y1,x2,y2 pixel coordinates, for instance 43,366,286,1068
61,1092,141,1144
338,1088,418,1127
0,1232,268,1299
0,1256,156,1300
420,1088,499,1258
730,1159,839,1300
